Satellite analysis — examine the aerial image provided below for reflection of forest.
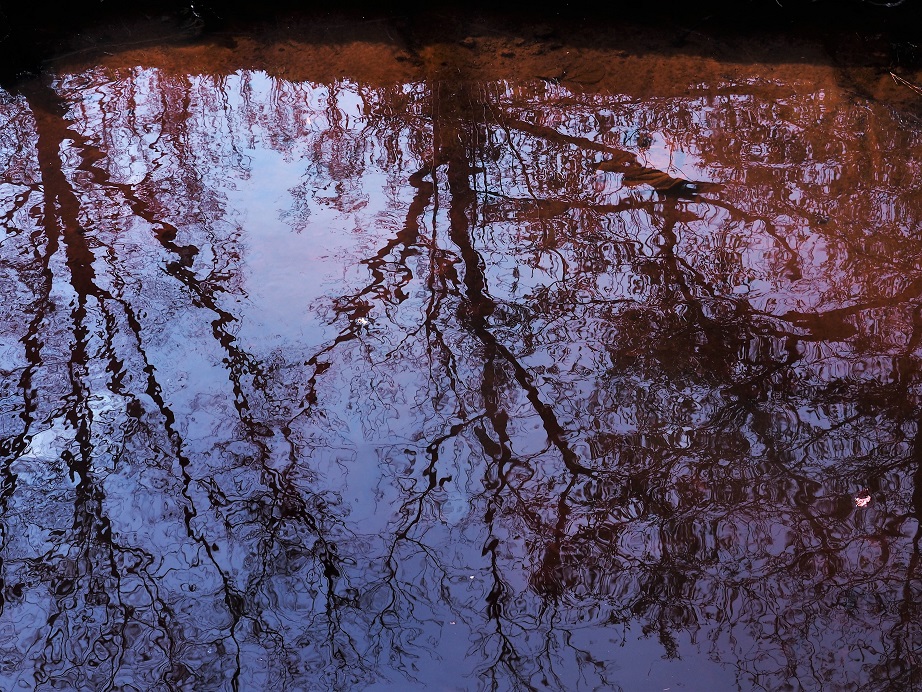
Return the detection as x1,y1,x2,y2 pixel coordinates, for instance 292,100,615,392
1,44,921,691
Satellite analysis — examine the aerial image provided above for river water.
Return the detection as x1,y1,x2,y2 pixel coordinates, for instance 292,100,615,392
1,11,921,691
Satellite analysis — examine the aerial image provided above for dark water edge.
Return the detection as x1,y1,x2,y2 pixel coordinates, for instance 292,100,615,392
1,0,921,84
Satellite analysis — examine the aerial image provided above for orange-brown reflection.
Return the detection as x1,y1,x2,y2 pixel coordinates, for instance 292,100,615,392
0,25,921,691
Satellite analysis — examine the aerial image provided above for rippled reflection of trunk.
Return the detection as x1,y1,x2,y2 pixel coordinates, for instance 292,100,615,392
24,78,174,688
428,69,602,687
16,78,357,690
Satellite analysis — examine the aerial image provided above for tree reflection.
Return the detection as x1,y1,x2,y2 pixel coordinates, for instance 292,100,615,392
1,40,921,691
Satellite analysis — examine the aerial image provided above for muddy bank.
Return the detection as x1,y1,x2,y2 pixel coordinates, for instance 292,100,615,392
3,3,922,114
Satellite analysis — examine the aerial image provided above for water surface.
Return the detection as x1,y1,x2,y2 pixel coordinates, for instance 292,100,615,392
1,15,922,691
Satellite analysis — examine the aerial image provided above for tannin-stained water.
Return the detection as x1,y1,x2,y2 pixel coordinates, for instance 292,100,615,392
1,13,922,691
